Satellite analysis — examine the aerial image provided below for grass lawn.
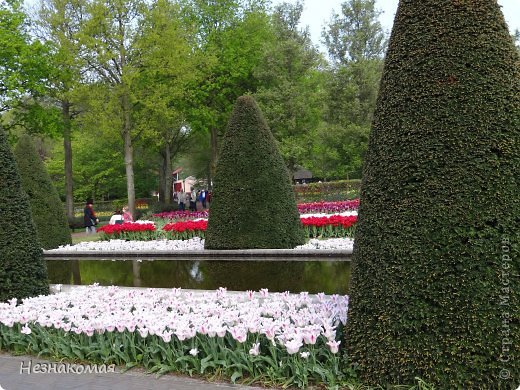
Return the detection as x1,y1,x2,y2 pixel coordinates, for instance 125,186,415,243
71,232,100,245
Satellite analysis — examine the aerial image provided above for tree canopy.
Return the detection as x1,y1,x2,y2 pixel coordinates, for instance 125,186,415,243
3,0,518,210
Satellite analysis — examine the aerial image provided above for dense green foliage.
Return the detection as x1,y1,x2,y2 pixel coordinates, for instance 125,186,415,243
313,0,386,179
25,0,389,201
346,1,519,388
0,127,49,302
4,0,519,205
254,2,324,173
14,134,71,249
0,0,49,112
205,96,306,249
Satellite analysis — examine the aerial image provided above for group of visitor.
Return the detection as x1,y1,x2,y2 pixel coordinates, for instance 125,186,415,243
175,189,211,211
83,188,211,234
108,206,133,225
84,200,133,234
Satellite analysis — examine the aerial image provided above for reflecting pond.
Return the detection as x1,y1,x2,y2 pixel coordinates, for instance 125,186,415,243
47,259,351,294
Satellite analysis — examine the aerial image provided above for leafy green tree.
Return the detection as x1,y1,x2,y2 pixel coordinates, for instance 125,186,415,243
316,0,386,179
346,1,519,387
323,0,386,64
309,122,368,179
0,0,49,112
77,0,145,218
0,126,48,302
67,82,127,202
182,0,273,184
44,102,157,205
254,1,325,174
34,0,89,226
132,0,197,204
14,133,71,249
205,96,306,250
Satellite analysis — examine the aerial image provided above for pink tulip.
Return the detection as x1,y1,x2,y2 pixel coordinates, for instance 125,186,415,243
327,340,341,354
285,339,303,355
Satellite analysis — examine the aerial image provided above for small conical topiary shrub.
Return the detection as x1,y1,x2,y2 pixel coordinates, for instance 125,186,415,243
14,134,72,249
205,95,306,249
345,0,519,388
0,127,49,302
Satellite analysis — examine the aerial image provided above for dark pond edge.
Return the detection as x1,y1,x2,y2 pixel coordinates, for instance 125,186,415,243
43,249,352,262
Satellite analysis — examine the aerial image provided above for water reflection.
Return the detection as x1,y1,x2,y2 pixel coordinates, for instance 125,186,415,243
47,260,350,294
46,260,81,285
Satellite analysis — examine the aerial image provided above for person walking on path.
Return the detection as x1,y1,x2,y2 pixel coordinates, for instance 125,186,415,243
177,190,186,211
201,189,207,209
83,199,98,234
189,190,197,211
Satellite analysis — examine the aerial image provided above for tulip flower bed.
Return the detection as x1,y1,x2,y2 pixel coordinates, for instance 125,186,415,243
98,215,357,241
297,199,359,214
97,222,157,240
301,215,357,239
152,210,209,220
0,285,350,388
162,219,208,240
151,202,358,221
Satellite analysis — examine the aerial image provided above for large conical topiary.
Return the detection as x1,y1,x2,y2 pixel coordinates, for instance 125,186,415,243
205,95,306,249
346,1,519,388
0,127,49,302
14,134,72,249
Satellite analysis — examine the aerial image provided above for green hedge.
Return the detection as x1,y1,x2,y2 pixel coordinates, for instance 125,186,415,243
345,1,519,388
205,96,306,249
14,134,72,249
0,128,49,302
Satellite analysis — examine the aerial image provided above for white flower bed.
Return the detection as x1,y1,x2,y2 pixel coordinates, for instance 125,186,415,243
0,285,347,356
46,237,354,252
297,238,354,250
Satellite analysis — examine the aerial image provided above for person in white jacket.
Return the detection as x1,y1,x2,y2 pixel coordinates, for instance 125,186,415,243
109,209,124,225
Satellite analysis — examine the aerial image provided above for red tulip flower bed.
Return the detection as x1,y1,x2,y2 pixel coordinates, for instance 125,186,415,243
97,222,156,240
97,214,357,241
162,219,208,240
300,215,357,238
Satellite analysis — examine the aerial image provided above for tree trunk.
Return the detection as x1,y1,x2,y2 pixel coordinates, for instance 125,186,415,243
122,92,135,218
164,144,172,204
62,99,74,225
159,156,166,203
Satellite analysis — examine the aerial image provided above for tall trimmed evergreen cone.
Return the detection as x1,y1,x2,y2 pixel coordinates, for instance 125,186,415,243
0,127,49,301
205,95,306,249
14,134,72,249
346,1,519,388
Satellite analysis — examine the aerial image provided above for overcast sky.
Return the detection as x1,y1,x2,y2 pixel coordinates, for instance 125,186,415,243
273,0,520,49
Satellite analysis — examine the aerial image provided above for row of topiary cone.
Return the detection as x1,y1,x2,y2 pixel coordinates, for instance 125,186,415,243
0,131,74,301
1,0,518,386
0,94,305,303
